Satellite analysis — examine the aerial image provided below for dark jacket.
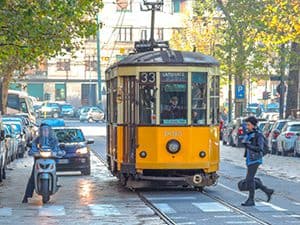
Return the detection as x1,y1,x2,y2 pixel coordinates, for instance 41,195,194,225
243,129,264,166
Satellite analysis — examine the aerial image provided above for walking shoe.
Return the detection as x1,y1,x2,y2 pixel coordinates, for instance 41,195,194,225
241,199,255,206
266,189,274,202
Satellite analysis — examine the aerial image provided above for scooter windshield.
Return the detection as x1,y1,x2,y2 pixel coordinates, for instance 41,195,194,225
38,125,55,149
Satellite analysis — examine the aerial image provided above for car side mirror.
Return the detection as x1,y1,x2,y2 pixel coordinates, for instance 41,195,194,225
87,139,94,145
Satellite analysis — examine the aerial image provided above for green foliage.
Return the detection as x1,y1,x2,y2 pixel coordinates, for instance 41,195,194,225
0,0,103,77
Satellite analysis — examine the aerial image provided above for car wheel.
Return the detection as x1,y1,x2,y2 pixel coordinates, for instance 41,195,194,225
82,167,91,175
53,112,59,118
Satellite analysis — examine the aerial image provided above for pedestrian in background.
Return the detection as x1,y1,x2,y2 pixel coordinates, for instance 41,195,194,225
241,116,274,206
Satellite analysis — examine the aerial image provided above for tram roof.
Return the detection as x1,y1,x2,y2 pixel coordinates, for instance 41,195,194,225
106,50,219,71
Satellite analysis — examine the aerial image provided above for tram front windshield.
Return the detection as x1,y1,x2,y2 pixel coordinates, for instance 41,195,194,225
160,72,187,125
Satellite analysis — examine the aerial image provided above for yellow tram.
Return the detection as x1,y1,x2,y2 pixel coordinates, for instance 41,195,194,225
105,48,220,189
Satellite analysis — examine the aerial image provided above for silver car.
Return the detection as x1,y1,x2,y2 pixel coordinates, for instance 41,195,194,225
294,133,300,157
267,119,290,154
79,107,105,123
277,121,300,156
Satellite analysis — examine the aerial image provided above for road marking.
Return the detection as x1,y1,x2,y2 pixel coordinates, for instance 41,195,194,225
225,221,258,224
153,203,176,214
0,207,12,216
147,196,197,201
292,202,300,206
38,205,65,216
255,202,287,212
219,183,287,212
89,204,121,216
218,183,248,197
192,202,231,212
177,222,197,225
215,215,246,218
272,215,300,218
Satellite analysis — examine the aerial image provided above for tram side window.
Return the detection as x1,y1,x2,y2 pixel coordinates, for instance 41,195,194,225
139,72,156,125
112,78,118,123
160,72,187,125
192,72,207,125
209,76,220,125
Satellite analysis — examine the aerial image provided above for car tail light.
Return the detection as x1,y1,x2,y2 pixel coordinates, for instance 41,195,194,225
265,132,270,138
238,127,243,135
285,132,295,139
273,131,280,139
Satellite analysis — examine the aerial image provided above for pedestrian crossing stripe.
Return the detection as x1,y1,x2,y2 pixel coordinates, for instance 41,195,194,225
255,202,287,212
38,205,66,216
88,204,121,216
153,203,176,214
192,202,232,212
0,207,12,216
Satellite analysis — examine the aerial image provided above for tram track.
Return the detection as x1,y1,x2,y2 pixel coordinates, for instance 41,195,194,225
92,149,272,225
202,190,271,225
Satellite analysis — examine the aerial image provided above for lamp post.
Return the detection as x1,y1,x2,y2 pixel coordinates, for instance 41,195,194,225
96,13,102,108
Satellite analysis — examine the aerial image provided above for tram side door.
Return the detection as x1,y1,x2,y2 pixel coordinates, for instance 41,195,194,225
122,77,138,170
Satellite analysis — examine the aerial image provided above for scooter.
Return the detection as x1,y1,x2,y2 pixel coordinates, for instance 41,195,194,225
33,144,65,203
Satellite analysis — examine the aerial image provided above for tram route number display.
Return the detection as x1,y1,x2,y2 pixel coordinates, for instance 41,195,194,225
140,72,156,84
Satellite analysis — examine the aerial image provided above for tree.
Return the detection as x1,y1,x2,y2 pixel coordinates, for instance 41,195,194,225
0,0,103,113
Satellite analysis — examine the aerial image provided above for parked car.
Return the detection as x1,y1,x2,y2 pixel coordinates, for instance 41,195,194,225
0,123,7,182
258,120,268,132
3,123,19,161
294,133,300,157
53,127,94,175
60,103,75,118
41,118,66,127
231,117,247,147
2,115,33,144
7,123,26,158
277,121,300,156
39,102,61,118
262,121,275,139
268,119,290,154
79,107,105,123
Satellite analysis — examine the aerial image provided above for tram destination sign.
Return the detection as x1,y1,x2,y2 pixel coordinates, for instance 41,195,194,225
161,72,187,82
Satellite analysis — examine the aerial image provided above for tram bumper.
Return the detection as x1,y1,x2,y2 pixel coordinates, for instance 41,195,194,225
136,172,219,187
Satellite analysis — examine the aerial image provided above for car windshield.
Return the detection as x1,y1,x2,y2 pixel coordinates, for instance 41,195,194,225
10,124,22,134
62,105,72,109
54,129,85,143
82,108,90,113
277,122,287,131
289,125,300,132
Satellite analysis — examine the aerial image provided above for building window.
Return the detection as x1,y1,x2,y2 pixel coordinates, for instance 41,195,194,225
172,0,186,13
55,83,66,101
116,0,132,11
56,59,70,71
117,27,133,42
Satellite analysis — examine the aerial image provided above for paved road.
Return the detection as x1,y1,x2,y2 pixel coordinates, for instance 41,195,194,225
69,121,300,225
4,120,295,225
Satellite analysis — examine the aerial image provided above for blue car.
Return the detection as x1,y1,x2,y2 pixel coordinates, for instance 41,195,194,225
53,127,94,175
41,118,65,127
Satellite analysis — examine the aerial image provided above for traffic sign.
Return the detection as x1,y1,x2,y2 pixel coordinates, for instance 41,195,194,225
235,85,245,99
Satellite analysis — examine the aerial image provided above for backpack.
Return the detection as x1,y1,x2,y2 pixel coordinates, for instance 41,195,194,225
238,177,263,191
256,131,270,156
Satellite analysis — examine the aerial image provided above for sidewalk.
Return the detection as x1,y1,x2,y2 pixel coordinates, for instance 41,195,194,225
221,144,300,183
0,153,166,225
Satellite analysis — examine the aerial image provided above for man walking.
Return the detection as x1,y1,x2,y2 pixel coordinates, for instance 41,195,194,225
241,116,274,206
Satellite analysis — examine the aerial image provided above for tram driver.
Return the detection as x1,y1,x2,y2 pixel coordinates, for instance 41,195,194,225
161,96,184,120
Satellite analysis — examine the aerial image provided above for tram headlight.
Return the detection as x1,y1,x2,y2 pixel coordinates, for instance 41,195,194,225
139,151,147,158
166,139,181,154
199,151,206,158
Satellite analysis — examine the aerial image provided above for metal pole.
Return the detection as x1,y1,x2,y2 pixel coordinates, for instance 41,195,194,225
228,43,232,122
150,5,155,47
96,13,102,107
279,44,285,119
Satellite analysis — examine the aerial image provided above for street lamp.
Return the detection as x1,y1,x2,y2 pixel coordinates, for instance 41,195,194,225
96,13,102,108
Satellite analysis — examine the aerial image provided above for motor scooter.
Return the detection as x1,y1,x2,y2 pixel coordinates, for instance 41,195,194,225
33,144,64,203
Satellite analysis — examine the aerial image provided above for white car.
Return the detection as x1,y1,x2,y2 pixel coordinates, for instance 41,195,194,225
294,133,300,157
277,121,300,156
